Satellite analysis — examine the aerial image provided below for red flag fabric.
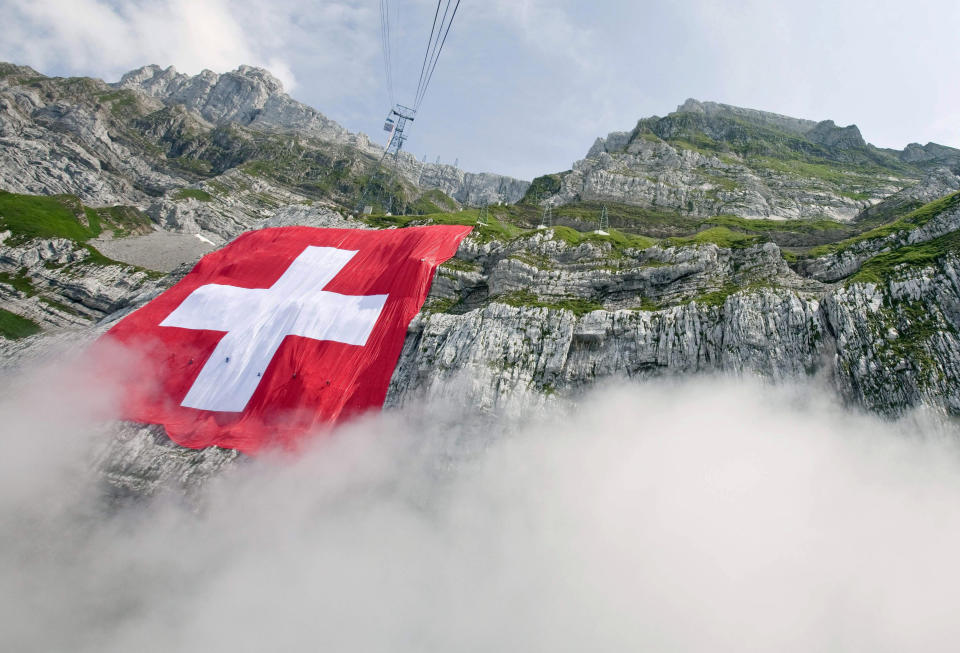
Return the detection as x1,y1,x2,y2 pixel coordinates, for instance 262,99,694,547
101,225,472,455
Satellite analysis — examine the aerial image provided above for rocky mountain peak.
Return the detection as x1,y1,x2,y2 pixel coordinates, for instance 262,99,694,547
119,63,284,96
672,99,867,150
114,63,351,143
672,98,818,136
805,119,866,150
0,62,41,80
902,142,960,167
108,63,528,203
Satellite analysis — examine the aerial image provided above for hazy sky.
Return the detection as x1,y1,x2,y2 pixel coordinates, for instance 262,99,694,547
2,0,958,179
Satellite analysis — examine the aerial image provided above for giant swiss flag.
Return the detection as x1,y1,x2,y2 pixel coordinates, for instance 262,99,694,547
102,225,472,454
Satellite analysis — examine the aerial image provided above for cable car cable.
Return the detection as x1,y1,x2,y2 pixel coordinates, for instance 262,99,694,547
380,0,395,106
414,0,443,106
415,0,461,111
416,0,451,108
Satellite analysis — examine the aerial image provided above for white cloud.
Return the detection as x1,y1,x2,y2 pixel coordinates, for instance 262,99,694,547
0,0,297,87
4,357,960,650
475,0,594,70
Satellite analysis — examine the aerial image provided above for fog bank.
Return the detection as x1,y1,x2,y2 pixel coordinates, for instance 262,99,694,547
3,366,960,652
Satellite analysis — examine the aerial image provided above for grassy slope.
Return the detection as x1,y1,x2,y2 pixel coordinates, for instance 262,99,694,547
410,189,458,214
0,191,101,243
806,191,960,258
0,308,41,340
0,191,153,259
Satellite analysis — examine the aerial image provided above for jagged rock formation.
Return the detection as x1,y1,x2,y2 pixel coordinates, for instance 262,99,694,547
117,64,357,144
114,64,529,205
388,195,960,420
540,99,960,222
0,232,162,330
113,65,530,206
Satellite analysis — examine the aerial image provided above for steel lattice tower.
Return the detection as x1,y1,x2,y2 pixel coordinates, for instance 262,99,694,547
356,104,418,214
539,206,553,229
383,104,417,159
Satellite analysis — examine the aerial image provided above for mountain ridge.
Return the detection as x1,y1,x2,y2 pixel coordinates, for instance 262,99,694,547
540,95,959,222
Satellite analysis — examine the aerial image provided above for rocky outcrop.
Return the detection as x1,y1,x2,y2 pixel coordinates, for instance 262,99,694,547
797,193,960,282
388,289,826,416
115,64,529,205
542,99,960,222
901,142,960,167
0,76,170,205
389,229,960,421
550,136,891,221
406,162,530,206
675,98,818,136
118,64,358,145
0,232,163,332
825,262,960,414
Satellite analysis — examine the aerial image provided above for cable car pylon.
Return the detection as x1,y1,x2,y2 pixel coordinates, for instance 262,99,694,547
596,205,610,234
355,103,417,215
356,0,463,216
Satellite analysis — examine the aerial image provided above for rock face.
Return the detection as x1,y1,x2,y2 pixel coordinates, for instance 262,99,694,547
541,99,959,222
404,163,532,207
389,214,960,420
0,231,164,331
117,64,359,146
115,64,528,205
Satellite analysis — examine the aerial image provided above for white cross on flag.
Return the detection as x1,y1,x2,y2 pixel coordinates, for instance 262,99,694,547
101,225,472,454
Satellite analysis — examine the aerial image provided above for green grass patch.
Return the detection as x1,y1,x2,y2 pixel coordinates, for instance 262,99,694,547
849,228,960,284
701,172,740,192
91,205,152,236
362,208,525,243
0,191,152,246
808,191,960,258
703,215,847,236
0,308,41,340
38,295,84,316
752,156,881,187
205,180,231,195
688,282,778,307
411,189,458,214
174,157,214,176
492,290,604,316
550,225,655,251
0,191,98,244
522,173,564,203
510,252,556,270
691,284,740,307
95,89,140,117
440,258,482,273
423,297,461,313
172,188,213,202
665,226,762,249
0,268,36,296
